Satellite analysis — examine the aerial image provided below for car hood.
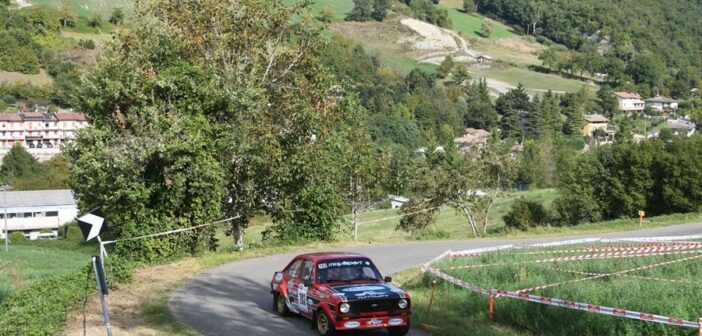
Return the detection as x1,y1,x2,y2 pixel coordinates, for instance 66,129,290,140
323,283,407,301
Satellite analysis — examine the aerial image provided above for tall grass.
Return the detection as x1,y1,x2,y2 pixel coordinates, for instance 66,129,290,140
422,244,702,335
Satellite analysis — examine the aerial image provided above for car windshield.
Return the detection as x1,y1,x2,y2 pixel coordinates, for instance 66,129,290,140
316,258,382,284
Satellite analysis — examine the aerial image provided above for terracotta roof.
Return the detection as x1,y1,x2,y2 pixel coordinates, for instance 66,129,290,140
0,113,22,122
55,112,87,121
613,92,642,99
584,114,609,123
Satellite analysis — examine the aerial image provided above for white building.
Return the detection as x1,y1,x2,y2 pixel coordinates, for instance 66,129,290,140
613,92,645,114
0,110,88,161
0,189,78,240
389,195,409,209
644,96,678,111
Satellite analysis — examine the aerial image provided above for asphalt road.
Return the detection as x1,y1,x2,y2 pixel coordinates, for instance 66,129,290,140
170,222,702,336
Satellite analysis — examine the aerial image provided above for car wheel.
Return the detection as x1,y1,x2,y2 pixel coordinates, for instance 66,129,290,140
315,310,336,336
387,323,410,336
274,292,291,316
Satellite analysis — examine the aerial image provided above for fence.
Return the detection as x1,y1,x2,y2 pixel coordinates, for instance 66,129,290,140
421,235,702,333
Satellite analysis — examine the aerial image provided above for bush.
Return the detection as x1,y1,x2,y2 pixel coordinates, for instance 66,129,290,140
503,199,550,231
9,232,27,244
2,95,16,105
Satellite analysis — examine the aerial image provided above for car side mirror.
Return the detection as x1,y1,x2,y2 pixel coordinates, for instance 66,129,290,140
384,276,392,283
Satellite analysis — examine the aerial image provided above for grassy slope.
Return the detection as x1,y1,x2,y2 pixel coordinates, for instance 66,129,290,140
0,236,95,302
399,241,702,336
31,0,134,17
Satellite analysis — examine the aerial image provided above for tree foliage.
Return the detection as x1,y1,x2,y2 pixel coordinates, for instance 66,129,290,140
68,0,367,258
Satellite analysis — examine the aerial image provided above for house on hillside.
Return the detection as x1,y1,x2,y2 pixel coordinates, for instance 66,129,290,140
0,109,88,162
612,92,645,114
582,114,609,137
644,96,678,111
664,119,696,137
0,189,78,240
0,113,24,150
388,195,409,209
454,128,490,153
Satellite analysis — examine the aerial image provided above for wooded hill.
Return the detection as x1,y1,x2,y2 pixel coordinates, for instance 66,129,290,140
475,0,702,97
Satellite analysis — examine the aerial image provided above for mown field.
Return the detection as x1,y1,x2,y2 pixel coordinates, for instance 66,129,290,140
0,228,95,302
31,0,133,17
400,242,702,336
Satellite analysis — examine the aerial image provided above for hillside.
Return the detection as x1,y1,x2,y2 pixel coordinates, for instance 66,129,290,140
328,1,596,96
475,0,702,98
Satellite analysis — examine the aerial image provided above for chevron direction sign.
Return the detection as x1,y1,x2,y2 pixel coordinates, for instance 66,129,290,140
77,208,109,242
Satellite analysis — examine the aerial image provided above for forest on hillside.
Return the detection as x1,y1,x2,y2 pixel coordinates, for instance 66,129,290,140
473,0,702,98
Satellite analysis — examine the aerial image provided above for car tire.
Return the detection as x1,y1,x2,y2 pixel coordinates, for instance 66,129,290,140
274,292,291,316
387,323,410,336
315,310,336,336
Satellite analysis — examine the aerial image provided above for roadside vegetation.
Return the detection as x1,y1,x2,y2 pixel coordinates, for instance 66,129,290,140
402,242,702,336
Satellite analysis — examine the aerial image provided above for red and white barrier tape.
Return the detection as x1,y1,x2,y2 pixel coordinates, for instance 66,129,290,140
422,235,702,330
553,268,693,285
515,253,702,293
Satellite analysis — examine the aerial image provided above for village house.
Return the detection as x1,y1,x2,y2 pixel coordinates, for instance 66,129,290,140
612,92,645,114
0,109,88,161
0,189,78,240
582,114,609,137
453,128,490,153
644,96,678,111
388,195,409,209
664,119,696,137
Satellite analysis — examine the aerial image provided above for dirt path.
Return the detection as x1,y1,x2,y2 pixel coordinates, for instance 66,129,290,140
62,259,202,336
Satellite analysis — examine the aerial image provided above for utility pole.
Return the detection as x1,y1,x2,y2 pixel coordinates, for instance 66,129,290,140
2,183,9,252
350,174,357,241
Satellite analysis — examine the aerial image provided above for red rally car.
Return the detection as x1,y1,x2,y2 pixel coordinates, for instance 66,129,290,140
270,252,411,336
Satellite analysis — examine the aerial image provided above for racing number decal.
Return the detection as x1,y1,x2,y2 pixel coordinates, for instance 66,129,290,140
298,284,308,313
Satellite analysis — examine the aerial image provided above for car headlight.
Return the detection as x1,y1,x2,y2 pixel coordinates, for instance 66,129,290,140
340,303,350,313
398,299,408,309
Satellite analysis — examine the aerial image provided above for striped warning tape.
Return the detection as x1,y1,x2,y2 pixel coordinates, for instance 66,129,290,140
421,236,702,331
516,243,702,255
514,253,702,293
441,249,702,270
552,268,694,285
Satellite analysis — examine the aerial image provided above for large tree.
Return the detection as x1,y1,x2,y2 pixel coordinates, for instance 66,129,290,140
68,0,363,258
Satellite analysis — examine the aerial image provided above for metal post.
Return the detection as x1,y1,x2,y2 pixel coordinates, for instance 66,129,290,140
3,184,8,252
92,257,113,336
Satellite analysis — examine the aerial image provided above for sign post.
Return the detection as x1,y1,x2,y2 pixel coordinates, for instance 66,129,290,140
78,208,112,336
92,255,113,336
638,210,645,229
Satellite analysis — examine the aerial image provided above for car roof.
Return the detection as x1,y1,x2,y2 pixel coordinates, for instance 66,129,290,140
295,252,368,262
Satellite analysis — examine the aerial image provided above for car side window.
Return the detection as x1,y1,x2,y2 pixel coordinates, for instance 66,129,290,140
300,261,314,284
286,260,302,278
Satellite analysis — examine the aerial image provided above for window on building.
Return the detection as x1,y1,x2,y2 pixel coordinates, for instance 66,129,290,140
45,211,59,217
23,212,32,218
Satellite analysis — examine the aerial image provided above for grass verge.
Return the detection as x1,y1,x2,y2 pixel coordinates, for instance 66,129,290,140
403,241,702,336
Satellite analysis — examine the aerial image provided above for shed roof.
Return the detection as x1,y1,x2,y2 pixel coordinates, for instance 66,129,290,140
2,189,76,208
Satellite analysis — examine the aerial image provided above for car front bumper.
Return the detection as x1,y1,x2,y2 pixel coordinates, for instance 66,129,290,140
333,314,409,330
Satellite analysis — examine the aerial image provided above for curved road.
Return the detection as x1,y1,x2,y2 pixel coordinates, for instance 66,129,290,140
170,223,702,336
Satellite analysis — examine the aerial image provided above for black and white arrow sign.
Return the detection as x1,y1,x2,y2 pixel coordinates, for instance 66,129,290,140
77,208,109,242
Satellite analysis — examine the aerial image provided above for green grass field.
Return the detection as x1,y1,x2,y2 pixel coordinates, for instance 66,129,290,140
31,0,134,17
478,66,597,93
414,242,702,335
444,9,517,40
0,232,95,302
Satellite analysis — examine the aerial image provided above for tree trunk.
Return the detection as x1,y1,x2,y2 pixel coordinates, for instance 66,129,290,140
462,206,479,237
232,222,244,251
483,175,500,235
